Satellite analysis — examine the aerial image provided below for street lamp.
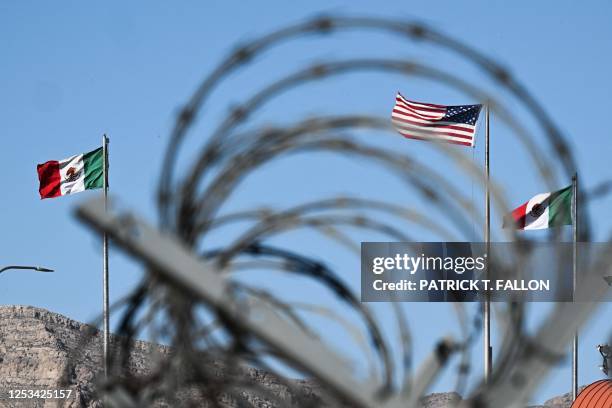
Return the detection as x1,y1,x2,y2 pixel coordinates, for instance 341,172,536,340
0,265,54,274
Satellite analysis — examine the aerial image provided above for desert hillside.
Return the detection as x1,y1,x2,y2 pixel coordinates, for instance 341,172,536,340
0,305,580,407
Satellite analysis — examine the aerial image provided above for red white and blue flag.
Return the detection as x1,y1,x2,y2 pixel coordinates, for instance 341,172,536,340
391,92,482,147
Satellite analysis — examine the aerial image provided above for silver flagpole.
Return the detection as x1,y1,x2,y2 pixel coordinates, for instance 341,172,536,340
102,134,110,379
572,173,578,400
484,104,492,383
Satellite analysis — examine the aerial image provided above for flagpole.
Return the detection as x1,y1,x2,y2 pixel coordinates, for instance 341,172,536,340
484,104,492,383
102,134,110,379
572,173,578,400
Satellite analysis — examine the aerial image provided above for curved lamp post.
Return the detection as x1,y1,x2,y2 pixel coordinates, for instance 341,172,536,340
0,265,54,274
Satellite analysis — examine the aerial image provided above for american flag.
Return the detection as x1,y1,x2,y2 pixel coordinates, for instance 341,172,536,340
391,92,483,147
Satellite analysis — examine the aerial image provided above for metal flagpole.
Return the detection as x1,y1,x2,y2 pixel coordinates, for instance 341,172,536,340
572,173,578,400
484,104,492,383
102,134,110,378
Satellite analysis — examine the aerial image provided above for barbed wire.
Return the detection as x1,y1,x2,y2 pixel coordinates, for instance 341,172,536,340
65,14,611,408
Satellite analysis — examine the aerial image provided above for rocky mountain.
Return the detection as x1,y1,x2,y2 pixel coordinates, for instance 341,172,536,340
0,305,581,407
0,305,135,407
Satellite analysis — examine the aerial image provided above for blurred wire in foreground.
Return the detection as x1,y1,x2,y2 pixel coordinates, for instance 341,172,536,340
68,14,610,408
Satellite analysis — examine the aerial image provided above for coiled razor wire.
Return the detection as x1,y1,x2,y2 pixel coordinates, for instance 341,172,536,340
62,14,612,408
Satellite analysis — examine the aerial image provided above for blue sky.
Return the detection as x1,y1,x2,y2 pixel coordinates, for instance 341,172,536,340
1,1,610,405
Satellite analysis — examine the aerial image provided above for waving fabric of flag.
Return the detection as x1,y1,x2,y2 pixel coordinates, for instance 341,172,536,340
391,92,482,147
36,147,104,199
502,185,573,230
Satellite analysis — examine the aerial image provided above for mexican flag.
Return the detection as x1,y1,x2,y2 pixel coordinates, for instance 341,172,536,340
503,185,573,230
37,147,104,199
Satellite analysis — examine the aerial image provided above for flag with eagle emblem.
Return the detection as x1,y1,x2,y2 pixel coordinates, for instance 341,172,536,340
37,147,104,199
503,185,573,230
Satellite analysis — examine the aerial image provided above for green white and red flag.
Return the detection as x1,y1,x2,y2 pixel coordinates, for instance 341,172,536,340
37,147,104,199
503,185,573,230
